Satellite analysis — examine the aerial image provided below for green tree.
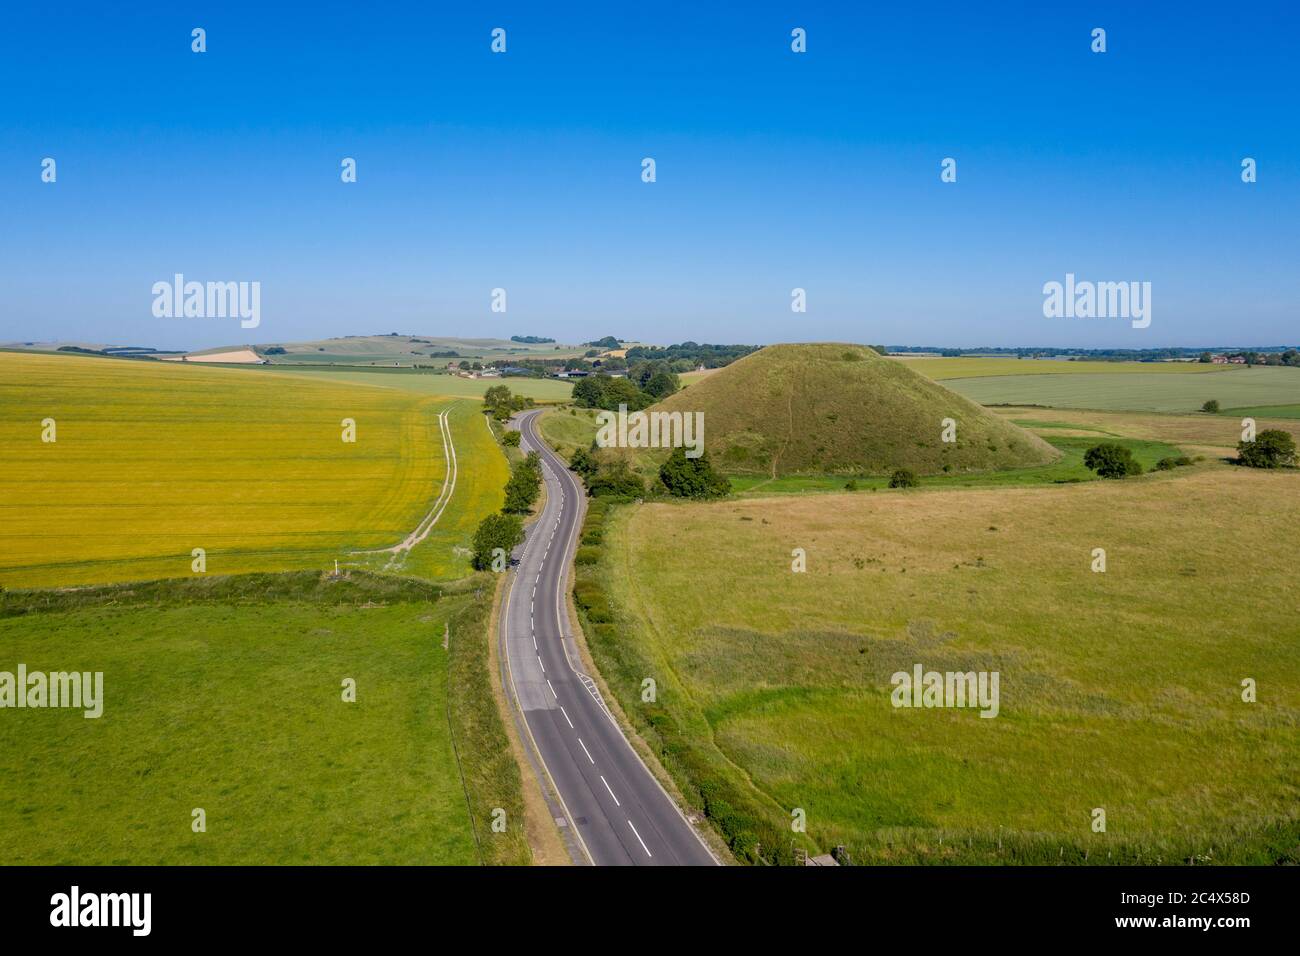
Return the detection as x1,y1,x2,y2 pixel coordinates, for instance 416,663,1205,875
501,429,521,447
471,513,525,570
1238,429,1297,469
586,458,646,498
645,370,679,399
571,375,607,408
601,376,654,411
482,384,512,410
658,448,730,499
568,446,599,480
1198,351,1213,363
1083,442,1142,478
503,452,543,513
888,468,919,488
1201,399,1220,413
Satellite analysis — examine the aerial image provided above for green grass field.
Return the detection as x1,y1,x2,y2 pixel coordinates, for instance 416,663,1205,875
194,333,589,365
1219,404,1300,420
730,436,1184,494
542,403,1185,496
586,466,1300,864
538,406,602,458
893,356,1237,379
931,366,1300,413
0,572,529,864
0,352,509,587
261,365,574,402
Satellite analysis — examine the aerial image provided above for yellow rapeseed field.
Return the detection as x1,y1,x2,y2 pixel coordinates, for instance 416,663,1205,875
0,351,503,586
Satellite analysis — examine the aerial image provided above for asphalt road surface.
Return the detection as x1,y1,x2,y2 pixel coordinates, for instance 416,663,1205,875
500,410,717,866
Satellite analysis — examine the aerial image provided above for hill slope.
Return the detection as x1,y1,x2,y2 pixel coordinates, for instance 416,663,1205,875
650,343,1058,477
202,334,585,366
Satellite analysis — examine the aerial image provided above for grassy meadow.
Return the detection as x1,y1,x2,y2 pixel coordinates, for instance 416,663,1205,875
928,364,1300,413
540,404,1194,495
0,351,508,586
221,333,588,365
892,356,1238,379
729,435,1184,494
259,364,575,402
0,572,529,865
590,463,1300,863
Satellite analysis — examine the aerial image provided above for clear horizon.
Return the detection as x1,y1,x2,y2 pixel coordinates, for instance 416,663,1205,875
2,2,1296,351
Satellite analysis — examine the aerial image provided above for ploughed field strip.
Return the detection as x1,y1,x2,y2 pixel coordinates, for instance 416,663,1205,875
0,351,462,587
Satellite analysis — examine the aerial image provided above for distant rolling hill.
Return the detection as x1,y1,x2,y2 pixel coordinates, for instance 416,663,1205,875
214,334,585,365
651,343,1059,477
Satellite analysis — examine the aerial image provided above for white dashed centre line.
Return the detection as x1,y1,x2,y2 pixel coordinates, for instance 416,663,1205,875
547,679,557,699
577,738,594,764
628,820,652,858
559,705,574,728
600,775,620,806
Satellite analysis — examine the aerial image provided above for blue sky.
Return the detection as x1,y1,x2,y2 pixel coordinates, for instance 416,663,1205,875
1,1,1296,350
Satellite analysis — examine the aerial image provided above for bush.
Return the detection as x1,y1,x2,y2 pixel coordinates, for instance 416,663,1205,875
844,479,858,491
888,468,919,489
574,546,600,566
659,448,730,499
586,459,646,498
568,446,600,480
1083,442,1142,479
1238,429,1297,469
573,373,655,412
483,385,532,420
1201,399,1220,413
501,429,521,447
503,452,543,513
470,513,525,570
1155,456,1193,471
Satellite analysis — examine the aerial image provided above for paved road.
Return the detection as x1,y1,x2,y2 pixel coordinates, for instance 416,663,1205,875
499,410,717,866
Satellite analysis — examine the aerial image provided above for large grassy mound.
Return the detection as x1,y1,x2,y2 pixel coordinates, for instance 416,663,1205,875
651,343,1058,477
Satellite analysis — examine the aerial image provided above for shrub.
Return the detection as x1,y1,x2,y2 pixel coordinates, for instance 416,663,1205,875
584,601,613,624
483,385,532,420
844,479,858,491
572,583,602,610
1083,442,1142,479
573,373,654,411
658,448,730,499
888,468,919,489
503,452,543,513
470,513,524,570
501,429,521,447
574,546,600,566
568,446,600,480
1201,399,1220,413
586,458,646,498
1238,429,1297,469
